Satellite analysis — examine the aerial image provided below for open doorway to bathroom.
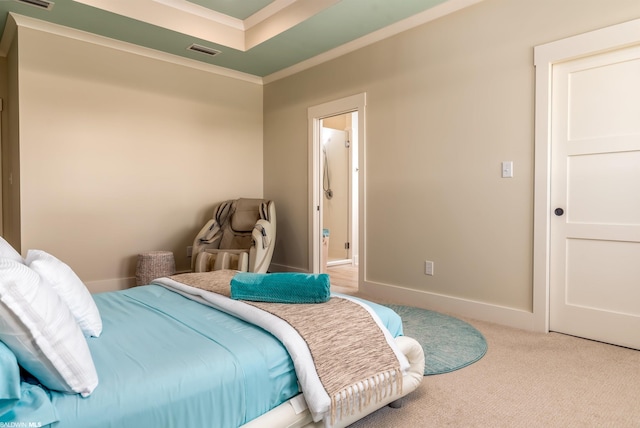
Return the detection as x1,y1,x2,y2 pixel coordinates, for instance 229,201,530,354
321,113,358,293
308,93,365,294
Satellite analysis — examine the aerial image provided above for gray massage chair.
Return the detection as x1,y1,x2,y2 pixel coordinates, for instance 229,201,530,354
191,198,276,273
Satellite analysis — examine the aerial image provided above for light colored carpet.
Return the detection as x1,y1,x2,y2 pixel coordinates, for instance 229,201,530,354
349,316,640,427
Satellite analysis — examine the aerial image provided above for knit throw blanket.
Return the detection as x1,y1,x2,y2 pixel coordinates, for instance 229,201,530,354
154,270,407,424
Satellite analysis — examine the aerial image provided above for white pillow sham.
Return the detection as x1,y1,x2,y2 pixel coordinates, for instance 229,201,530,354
0,259,98,397
0,237,23,263
25,250,102,337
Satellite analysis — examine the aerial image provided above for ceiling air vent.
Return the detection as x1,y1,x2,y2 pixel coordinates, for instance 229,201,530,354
187,44,221,58
16,0,54,10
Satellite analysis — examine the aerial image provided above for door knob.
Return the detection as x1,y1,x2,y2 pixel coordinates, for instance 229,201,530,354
554,208,564,216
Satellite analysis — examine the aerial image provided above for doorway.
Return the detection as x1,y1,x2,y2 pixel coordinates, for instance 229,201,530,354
320,113,357,268
308,93,366,291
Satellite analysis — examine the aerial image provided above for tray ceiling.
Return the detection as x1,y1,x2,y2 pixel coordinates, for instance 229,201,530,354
0,0,479,78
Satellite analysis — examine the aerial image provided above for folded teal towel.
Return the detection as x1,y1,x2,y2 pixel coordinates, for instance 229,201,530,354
230,272,331,304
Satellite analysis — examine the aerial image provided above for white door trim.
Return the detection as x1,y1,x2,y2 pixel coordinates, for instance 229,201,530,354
533,18,640,333
307,93,366,277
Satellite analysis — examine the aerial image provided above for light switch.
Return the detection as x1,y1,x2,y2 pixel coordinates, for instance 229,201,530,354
501,161,513,178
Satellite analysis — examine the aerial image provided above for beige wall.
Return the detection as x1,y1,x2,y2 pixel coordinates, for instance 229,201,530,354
264,0,640,314
2,34,20,250
10,26,263,291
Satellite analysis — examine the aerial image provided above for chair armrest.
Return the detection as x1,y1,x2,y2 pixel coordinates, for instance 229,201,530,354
250,219,276,273
191,219,222,271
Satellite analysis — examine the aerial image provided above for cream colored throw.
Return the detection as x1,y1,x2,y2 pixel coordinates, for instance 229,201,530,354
162,270,404,424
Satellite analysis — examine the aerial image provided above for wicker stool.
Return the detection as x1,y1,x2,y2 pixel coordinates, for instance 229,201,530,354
135,251,175,286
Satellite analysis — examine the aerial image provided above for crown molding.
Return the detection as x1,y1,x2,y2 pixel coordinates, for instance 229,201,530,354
2,13,263,85
1,0,485,86
73,0,339,52
263,0,484,84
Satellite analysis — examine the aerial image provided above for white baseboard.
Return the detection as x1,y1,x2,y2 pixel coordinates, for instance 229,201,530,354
362,280,536,332
327,259,353,267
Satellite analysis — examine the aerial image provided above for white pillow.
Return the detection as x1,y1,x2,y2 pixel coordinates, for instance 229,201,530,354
0,259,98,397
0,237,23,263
25,250,102,337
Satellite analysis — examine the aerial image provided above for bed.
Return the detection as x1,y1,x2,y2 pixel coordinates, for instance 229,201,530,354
0,248,424,428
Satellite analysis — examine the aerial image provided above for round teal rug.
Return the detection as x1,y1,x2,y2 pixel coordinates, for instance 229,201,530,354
385,304,487,376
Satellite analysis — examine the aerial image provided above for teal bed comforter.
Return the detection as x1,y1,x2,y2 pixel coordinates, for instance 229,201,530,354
34,285,402,428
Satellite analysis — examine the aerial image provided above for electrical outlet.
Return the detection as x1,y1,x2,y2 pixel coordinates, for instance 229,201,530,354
187,246,193,258
425,260,434,276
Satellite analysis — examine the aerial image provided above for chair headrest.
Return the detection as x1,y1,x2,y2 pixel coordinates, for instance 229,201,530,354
230,198,264,232
214,201,233,226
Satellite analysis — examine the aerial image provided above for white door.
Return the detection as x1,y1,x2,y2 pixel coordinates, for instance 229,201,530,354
550,45,640,349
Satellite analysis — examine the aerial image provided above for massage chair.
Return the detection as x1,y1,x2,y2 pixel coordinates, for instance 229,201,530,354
191,198,276,273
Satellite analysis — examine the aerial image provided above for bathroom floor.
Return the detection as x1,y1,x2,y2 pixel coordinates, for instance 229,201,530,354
327,264,358,294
